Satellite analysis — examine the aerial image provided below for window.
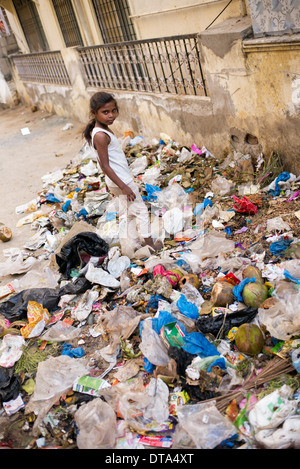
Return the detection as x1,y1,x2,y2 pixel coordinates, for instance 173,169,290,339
91,0,136,43
52,0,83,47
12,0,48,52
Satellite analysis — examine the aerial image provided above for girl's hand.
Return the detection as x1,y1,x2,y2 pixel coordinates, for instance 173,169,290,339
122,185,136,202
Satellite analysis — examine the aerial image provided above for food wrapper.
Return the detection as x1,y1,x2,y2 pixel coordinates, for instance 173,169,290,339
21,301,51,338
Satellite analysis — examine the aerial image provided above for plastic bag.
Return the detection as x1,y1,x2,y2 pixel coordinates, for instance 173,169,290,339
85,263,120,288
0,367,21,402
129,155,148,176
0,287,63,321
0,250,37,277
211,176,235,196
162,207,185,234
75,398,116,449
232,195,258,215
196,307,258,338
55,232,109,278
11,264,60,292
254,416,300,449
258,292,300,340
139,319,170,368
176,402,236,449
267,216,291,233
248,385,298,431
107,246,131,279
0,335,25,367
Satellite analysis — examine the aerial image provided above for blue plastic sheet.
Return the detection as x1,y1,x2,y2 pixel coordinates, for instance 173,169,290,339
233,277,255,302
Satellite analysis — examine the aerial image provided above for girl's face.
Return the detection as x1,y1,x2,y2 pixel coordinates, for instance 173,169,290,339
94,101,118,127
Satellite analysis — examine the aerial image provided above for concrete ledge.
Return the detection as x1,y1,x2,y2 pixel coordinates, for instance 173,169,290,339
199,16,252,58
243,33,300,52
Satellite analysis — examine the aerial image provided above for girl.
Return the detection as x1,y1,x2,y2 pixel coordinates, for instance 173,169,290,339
83,91,161,254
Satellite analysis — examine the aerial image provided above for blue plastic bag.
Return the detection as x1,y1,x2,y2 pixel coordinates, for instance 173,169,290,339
269,239,293,255
268,172,291,196
61,343,85,358
142,183,161,202
176,294,199,319
182,331,219,358
233,277,255,302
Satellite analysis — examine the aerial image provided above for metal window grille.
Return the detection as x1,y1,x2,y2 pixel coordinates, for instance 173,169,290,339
12,0,48,52
92,0,136,43
52,0,83,47
77,34,207,97
11,50,71,85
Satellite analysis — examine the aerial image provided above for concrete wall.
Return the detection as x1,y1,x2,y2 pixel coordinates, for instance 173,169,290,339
128,0,248,38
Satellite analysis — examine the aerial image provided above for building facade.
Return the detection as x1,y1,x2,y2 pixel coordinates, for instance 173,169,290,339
0,0,299,173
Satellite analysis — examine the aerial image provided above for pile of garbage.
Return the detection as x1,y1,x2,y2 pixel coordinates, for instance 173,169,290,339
0,131,300,450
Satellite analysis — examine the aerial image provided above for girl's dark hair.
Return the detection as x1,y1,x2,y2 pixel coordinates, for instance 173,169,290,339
83,92,119,144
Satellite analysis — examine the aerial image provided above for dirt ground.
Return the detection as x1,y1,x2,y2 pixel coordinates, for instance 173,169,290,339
0,103,85,269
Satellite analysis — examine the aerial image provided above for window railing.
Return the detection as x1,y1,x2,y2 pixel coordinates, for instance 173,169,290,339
10,34,208,96
77,34,207,96
11,50,71,85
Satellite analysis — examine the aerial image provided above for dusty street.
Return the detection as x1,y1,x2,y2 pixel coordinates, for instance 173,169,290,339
0,104,84,267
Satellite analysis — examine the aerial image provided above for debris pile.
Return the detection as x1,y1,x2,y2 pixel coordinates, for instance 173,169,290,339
0,132,300,450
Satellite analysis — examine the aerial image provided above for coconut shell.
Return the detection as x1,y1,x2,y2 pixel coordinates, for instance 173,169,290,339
242,282,268,308
179,274,200,290
0,227,12,242
211,281,234,306
235,323,264,356
242,265,264,284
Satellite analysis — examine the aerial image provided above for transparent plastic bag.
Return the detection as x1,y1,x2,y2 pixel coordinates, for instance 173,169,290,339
75,398,116,449
258,292,300,340
176,402,236,449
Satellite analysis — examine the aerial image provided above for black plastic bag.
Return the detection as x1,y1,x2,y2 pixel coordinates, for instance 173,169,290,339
195,307,258,338
0,287,62,321
0,278,93,322
55,232,109,278
0,367,21,403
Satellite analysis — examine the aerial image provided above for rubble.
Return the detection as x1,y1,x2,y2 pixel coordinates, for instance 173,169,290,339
0,131,299,450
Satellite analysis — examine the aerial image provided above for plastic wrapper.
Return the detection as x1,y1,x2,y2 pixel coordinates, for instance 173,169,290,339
20,301,51,339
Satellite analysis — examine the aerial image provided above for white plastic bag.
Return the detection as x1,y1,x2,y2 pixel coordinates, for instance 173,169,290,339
85,263,120,288
248,385,298,431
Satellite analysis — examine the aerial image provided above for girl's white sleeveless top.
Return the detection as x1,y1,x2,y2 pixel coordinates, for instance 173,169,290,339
91,127,133,186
